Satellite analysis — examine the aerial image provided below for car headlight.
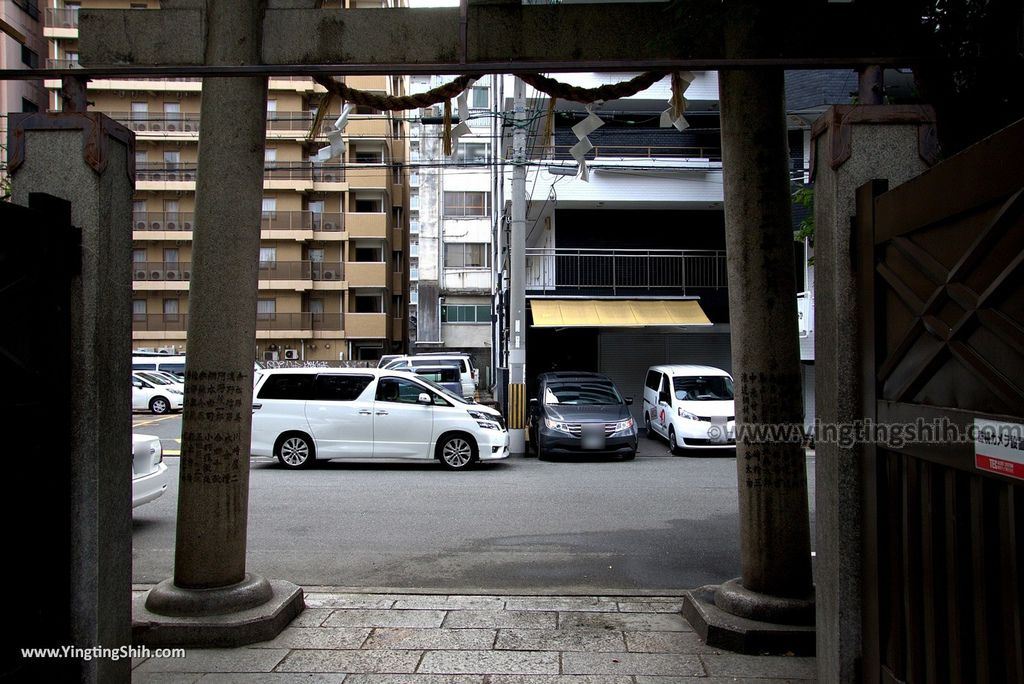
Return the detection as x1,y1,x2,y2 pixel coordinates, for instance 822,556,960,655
544,418,572,433
612,417,635,433
476,420,502,430
678,408,700,421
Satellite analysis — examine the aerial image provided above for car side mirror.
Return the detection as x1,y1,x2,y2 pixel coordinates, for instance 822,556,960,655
625,397,633,405
417,392,432,405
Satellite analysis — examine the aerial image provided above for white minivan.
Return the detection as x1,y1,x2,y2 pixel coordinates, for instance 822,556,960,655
250,367,508,470
642,365,736,452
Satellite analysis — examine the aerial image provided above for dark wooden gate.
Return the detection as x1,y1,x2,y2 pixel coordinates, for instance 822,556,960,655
856,118,1024,684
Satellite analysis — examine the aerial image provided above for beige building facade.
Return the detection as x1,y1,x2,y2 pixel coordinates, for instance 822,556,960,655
35,0,409,362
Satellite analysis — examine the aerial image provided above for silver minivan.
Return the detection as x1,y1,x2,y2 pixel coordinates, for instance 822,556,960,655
250,367,508,470
383,353,478,399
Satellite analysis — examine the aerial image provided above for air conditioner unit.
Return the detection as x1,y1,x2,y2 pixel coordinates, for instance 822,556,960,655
263,350,279,361
150,122,163,131
321,270,336,280
183,222,193,231
322,222,336,231
164,270,180,280
150,221,163,230
136,347,156,353
182,172,195,181
182,122,196,132
135,221,147,230
135,122,148,132
181,270,192,280
157,346,176,354
167,122,178,132
134,269,148,280
151,270,163,280
166,221,177,231
283,349,299,360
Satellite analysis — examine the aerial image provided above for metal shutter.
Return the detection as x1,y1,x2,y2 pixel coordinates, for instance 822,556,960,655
598,332,665,425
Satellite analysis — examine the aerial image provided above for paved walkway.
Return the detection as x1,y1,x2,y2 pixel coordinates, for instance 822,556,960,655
131,588,816,683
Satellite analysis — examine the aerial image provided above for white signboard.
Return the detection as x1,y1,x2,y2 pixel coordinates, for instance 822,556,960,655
974,419,1024,481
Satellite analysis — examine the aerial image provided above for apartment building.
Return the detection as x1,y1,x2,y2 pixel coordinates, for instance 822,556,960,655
36,0,409,363
1,0,47,174
407,74,498,386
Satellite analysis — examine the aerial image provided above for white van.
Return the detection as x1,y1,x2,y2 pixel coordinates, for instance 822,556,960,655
132,354,187,380
642,365,736,452
383,353,478,399
250,367,508,470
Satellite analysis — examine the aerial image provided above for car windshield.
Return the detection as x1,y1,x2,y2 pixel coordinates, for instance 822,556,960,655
673,376,734,401
138,372,174,386
544,381,622,405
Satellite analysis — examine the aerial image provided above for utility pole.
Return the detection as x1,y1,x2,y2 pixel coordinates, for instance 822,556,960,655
507,77,527,453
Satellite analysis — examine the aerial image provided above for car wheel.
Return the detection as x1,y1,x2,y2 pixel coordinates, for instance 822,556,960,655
668,427,681,455
150,396,170,415
277,434,315,469
438,434,476,470
645,413,656,440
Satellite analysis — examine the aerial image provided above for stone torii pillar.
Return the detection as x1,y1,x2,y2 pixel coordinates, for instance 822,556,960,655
80,0,303,645
681,1,815,655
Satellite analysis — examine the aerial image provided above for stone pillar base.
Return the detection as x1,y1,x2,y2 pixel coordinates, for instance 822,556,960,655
133,577,304,647
682,583,816,656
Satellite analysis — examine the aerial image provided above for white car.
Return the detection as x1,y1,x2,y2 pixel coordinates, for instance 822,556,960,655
134,370,186,393
132,433,169,508
642,365,736,452
251,367,508,470
132,372,184,414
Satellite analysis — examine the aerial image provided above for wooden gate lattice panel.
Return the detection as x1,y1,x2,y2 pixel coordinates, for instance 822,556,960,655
859,118,1024,684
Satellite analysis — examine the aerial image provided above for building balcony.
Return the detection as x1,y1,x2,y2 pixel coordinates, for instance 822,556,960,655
345,262,388,288
44,7,78,37
345,168,390,190
132,211,344,238
344,312,388,339
132,313,344,336
525,248,728,296
134,212,195,234
345,212,388,238
344,75,389,91
109,112,199,135
134,162,346,190
45,58,81,70
347,117,392,139
131,261,344,287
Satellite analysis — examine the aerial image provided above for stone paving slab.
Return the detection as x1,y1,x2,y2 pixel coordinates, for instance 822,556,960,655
288,608,334,628
504,597,620,612
303,593,398,609
275,648,422,673
625,630,718,654
562,652,706,677
559,611,693,632
196,675,347,683
442,610,557,629
363,628,497,650
491,677,635,684
418,649,560,675
133,648,289,674
323,609,447,628
495,628,626,652
391,596,507,611
700,653,816,679
249,627,371,650
342,676,484,684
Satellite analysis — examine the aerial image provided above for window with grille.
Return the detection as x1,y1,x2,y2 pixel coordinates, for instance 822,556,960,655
443,192,489,217
444,243,490,268
454,142,489,164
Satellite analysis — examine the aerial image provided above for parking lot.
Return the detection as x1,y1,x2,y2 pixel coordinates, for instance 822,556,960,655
132,413,815,592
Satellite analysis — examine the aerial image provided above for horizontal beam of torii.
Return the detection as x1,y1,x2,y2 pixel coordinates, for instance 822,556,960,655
69,0,932,76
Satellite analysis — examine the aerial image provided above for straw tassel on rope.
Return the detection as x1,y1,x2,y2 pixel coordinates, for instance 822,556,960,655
543,97,557,157
442,99,453,156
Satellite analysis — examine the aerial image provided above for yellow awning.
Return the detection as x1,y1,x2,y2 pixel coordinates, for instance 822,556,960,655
530,299,712,327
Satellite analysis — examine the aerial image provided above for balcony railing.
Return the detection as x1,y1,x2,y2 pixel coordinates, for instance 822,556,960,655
135,162,345,183
46,59,80,70
550,144,722,161
133,313,344,332
132,211,344,232
132,261,345,282
525,248,727,295
110,111,359,136
45,7,79,28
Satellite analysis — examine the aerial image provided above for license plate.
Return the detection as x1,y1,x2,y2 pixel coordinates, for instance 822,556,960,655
709,419,728,443
582,427,605,449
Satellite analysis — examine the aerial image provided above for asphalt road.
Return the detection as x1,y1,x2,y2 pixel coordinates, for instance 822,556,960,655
132,413,816,593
